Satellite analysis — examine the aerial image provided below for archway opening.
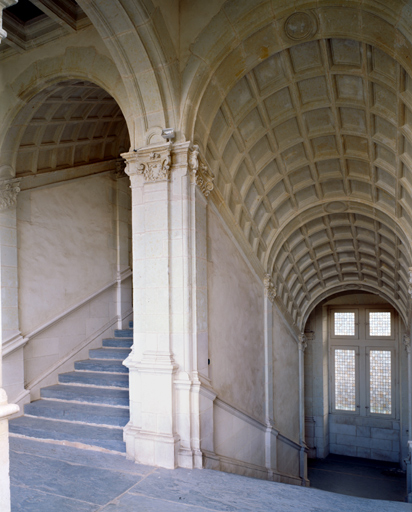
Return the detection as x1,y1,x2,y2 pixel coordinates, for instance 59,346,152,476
304,290,408,501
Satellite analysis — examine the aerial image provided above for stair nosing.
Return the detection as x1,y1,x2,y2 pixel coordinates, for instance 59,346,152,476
9,433,126,455
57,381,129,391
40,397,129,409
24,414,124,430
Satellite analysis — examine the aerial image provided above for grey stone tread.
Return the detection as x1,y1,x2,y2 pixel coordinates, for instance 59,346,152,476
40,384,129,406
9,416,126,452
114,329,133,338
24,400,129,427
89,348,131,360
59,371,129,388
102,338,133,348
75,359,128,373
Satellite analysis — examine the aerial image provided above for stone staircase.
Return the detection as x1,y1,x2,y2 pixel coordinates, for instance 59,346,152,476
9,323,133,454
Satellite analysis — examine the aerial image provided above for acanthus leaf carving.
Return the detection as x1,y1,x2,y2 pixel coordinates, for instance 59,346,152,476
264,273,277,303
0,178,20,211
138,148,172,182
404,333,411,354
298,333,307,352
189,145,215,197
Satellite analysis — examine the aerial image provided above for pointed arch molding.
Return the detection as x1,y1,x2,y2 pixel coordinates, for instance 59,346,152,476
76,0,179,143
183,1,412,143
0,46,132,174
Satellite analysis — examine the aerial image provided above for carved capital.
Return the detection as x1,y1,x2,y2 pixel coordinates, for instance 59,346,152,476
188,145,214,197
298,333,307,352
111,157,127,180
263,273,277,303
404,333,411,354
139,149,171,182
122,144,172,183
0,178,20,211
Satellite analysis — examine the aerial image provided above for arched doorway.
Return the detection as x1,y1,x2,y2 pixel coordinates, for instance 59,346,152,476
1,78,132,421
304,291,408,500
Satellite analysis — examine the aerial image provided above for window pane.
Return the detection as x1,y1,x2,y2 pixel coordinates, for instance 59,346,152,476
334,312,355,336
369,312,391,336
335,349,356,411
370,350,391,415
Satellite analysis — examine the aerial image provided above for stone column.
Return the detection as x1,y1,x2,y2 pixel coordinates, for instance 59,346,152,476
122,142,215,469
0,178,20,512
111,159,132,330
0,0,17,42
263,274,277,477
298,333,309,486
403,333,412,502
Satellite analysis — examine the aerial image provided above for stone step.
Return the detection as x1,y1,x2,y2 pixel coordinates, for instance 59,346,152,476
24,400,129,427
114,328,133,338
41,384,129,407
89,348,130,360
102,338,133,348
9,416,126,453
75,359,128,373
59,371,129,388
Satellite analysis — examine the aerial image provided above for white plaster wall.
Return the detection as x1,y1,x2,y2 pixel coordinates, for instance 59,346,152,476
213,401,265,468
24,285,118,400
17,174,116,334
207,207,265,422
272,306,300,443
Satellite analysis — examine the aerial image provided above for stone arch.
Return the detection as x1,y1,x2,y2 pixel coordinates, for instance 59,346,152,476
300,286,408,332
76,0,180,143
0,46,132,176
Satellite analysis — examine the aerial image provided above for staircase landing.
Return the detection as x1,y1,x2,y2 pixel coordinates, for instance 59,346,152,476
10,437,411,512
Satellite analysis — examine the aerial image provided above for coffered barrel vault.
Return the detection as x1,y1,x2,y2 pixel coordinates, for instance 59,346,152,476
14,80,130,176
203,38,412,330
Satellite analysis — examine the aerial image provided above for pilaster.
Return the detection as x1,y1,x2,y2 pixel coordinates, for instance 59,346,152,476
298,332,310,486
263,274,277,475
111,159,132,329
122,142,215,469
0,176,20,512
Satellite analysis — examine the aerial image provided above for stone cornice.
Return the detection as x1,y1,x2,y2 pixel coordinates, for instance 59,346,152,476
0,178,20,211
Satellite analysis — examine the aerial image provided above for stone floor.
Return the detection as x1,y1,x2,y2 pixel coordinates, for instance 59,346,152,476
308,454,407,502
10,438,412,511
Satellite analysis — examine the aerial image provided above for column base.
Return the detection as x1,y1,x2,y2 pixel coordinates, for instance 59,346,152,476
0,391,19,512
124,423,180,469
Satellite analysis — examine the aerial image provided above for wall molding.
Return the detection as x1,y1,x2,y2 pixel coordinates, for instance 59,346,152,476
214,397,302,454
202,450,303,486
25,307,133,392
4,269,133,354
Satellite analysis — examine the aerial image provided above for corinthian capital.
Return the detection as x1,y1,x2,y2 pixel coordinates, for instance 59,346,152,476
404,333,411,354
0,178,20,211
263,273,276,303
122,143,172,183
188,145,214,197
298,333,307,352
